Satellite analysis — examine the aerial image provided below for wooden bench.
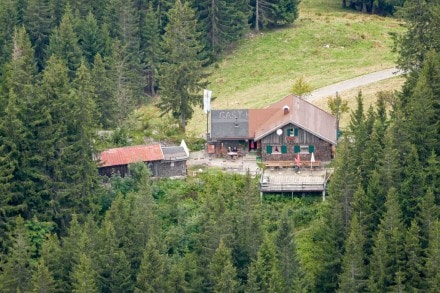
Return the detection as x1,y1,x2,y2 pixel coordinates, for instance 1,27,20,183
264,161,295,168
300,161,321,167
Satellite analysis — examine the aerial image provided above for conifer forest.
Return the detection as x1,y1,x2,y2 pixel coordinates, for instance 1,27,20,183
0,0,439,292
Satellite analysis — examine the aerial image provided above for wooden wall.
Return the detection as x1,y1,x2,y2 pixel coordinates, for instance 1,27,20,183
260,124,333,162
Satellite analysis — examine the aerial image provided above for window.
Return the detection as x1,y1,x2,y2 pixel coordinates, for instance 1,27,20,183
267,145,286,154
300,145,309,154
287,128,299,136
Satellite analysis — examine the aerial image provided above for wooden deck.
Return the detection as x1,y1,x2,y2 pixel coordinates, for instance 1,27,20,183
260,168,332,193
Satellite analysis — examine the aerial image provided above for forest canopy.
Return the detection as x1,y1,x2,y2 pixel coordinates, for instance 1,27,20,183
0,0,439,292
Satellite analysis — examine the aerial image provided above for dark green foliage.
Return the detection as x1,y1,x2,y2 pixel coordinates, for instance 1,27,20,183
194,0,251,61
135,240,168,292
47,5,82,79
0,0,18,69
77,12,109,65
403,220,425,291
158,0,209,131
209,239,239,292
368,188,406,291
337,214,367,292
0,216,33,292
71,253,99,293
275,209,305,291
246,234,283,292
30,259,57,293
251,0,300,31
396,0,440,73
425,219,440,291
23,0,56,71
140,4,162,97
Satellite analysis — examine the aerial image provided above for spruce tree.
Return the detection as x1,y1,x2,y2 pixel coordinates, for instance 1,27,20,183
337,214,367,293
245,234,283,292
91,53,117,128
368,188,406,291
71,253,99,293
0,216,33,292
194,0,250,61
158,0,209,131
425,151,440,204
47,5,82,79
275,209,305,291
403,220,425,291
400,144,425,225
24,0,56,70
140,3,162,97
209,239,239,293
0,0,18,69
77,12,107,65
424,219,440,291
30,259,57,293
135,240,168,292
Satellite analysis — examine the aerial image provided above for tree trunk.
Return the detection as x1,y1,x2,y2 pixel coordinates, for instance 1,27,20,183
255,0,260,32
342,0,347,8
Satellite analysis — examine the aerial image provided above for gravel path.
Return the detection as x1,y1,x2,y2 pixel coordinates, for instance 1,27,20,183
308,67,403,101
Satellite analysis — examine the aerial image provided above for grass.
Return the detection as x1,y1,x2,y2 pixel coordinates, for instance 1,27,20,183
313,76,405,128
187,0,405,135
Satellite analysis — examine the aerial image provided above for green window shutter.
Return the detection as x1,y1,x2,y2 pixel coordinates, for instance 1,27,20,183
287,128,291,136
294,145,300,153
294,128,299,136
281,145,287,154
266,145,272,154
309,145,315,153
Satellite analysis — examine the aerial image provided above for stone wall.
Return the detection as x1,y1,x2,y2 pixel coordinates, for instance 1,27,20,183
152,160,187,178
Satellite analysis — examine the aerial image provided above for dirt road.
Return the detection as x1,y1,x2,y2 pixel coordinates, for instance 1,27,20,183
308,68,403,101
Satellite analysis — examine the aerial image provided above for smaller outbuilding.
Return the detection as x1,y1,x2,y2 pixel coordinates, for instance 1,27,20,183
98,141,189,178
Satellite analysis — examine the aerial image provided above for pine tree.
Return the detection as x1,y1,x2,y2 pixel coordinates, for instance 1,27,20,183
0,0,18,68
425,151,440,204
30,259,57,293
403,220,425,291
275,209,305,291
77,12,107,64
91,53,117,128
47,5,82,79
368,188,406,291
251,0,300,31
337,214,367,293
24,0,56,70
209,239,239,293
0,216,33,292
245,234,283,292
140,3,162,96
400,144,425,225
135,240,168,292
158,0,209,131
424,219,440,291
417,189,440,249
71,253,99,293
97,219,133,292
194,0,250,61
61,60,100,217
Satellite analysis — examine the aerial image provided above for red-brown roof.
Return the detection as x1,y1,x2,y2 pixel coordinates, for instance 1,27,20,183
253,94,337,144
99,144,163,167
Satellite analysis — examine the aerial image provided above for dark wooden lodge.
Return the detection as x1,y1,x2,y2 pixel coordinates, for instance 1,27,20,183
208,94,337,164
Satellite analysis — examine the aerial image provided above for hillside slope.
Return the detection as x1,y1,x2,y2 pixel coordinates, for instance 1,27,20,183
187,0,405,134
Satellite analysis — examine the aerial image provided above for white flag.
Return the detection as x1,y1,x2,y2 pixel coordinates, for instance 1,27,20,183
311,152,315,163
203,89,212,114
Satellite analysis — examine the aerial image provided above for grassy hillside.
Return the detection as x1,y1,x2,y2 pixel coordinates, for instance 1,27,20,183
187,0,405,135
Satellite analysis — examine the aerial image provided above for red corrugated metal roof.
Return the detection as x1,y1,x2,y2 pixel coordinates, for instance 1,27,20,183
99,144,163,167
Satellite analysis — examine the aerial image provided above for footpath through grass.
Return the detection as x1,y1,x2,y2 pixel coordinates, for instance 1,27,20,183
187,0,405,135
